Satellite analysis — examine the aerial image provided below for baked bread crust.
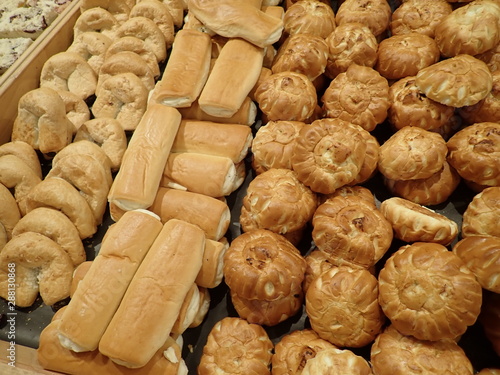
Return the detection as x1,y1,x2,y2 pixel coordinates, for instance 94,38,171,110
302,348,372,375
480,291,500,357
283,0,336,39
0,184,20,244
458,70,500,124
336,0,391,37
390,0,452,37
67,31,112,75
462,187,500,238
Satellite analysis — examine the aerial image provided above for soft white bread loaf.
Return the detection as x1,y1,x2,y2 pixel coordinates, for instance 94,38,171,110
196,238,229,288
178,96,257,125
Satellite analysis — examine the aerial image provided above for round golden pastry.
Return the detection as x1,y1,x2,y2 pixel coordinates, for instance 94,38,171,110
74,118,127,171
462,187,500,238
349,128,379,185
303,248,337,294
92,72,149,131
67,31,113,75
477,41,500,73
321,64,390,132
0,184,20,243
370,325,474,375
0,232,74,307
302,348,372,375
223,229,306,302
434,0,500,57
271,329,336,375
452,236,500,293
447,122,500,186
306,265,384,348
378,126,448,181
283,0,336,39
0,141,42,179
320,185,376,206
429,114,462,141
24,177,97,240
130,0,175,48
55,90,91,133
291,118,367,194
79,0,134,24
198,317,273,375
384,161,461,206
240,169,317,235
376,33,440,80
480,291,500,357
388,76,455,131
12,207,85,267
324,22,378,79
390,0,452,37
415,54,493,107
254,71,318,122
73,7,119,40
312,195,393,269
378,242,483,341
11,87,73,155
336,0,392,37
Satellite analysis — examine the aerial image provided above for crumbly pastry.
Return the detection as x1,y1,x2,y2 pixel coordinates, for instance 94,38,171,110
378,126,448,181
306,266,384,348
73,7,120,41
336,0,392,37
462,187,500,238
129,0,175,48
376,33,440,80
198,317,273,375
283,0,336,39
370,325,474,375
55,90,91,133
388,76,455,131
254,71,317,122
271,329,336,375
415,54,493,107
302,348,373,375
240,169,317,235
312,195,393,269
452,236,500,293
434,0,500,57
321,64,390,132
447,122,500,187
324,22,378,79
291,118,367,194
480,291,500,357
378,242,483,341
0,184,20,244
0,141,42,179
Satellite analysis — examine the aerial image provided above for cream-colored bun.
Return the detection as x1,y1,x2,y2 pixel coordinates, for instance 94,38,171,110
12,207,85,267
67,31,113,74
378,242,482,341
459,70,500,124
370,325,474,375
415,54,493,107
92,72,149,131
447,122,500,186
321,64,390,132
55,90,91,133
312,195,393,269
350,126,379,185
302,347,372,375
272,33,329,81
130,0,175,47
378,126,448,181
196,239,228,288
12,87,73,155
271,329,336,375
480,291,500,357
240,169,317,235
198,317,273,375
306,266,384,348
384,161,461,206
0,154,42,215
251,120,305,174
390,0,452,37
291,118,367,194
74,118,127,171
462,187,500,238
190,286,211,328
70,260,93,298
171,284,201,335
283,0,336,38
73,7,119,40
0,184,20,244
380,197,458,245
336,0,391,37
452,236,500,293
376,33,440,80
24,177,97,239
80,0,134,24
324,22,378,79
223,229,306,301
434,0,500,57
389,76,455,131
0,232,73,307
255,71,317,122
0,141,42,179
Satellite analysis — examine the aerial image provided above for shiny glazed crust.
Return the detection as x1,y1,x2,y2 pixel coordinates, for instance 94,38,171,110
390,0,452,37
335,0,391,37
283,0,336,38
462,187,500,238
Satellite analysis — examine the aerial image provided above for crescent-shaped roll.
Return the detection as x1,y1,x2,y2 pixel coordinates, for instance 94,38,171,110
67,31,113,75
130,0,175,47
195,238,229,289
0,141,42,179
0,184,20,244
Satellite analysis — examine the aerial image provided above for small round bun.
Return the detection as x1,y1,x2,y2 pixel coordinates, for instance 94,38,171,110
462,187,500,238
458,70,500,124
336,0,392,37
390,0,452,37
283,0,336,39
302,348,372,375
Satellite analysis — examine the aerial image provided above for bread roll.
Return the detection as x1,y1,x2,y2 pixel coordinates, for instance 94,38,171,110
0,141,42,179
283,0,336,39
0,184,20,245
70,261,93,298
336,0,391,37
171,283,201,335
462,187,500,238
178,96,257,125
302,348,372,375
196,238,229,288
67,31,113,75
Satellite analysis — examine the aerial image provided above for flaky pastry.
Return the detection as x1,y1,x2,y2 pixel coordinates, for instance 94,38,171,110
462,187,500,238
458,70,500,124
336,0,392,37
283,0,336,38
390,0,452,37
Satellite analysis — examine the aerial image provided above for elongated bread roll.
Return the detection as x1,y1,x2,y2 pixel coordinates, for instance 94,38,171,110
149,29,212,108
56,210,163,353
108,104,182,211
178,96,257,125
198,38,265,118
99,219,205,368
196,238,229,288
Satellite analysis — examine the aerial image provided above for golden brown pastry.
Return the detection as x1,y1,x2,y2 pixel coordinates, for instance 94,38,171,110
458,70,500,124
305,266,384,347
378,242,483,341
349,128,380,185
370,325,474,375
320,185,376,206
321,64,390,132
415,54,493,107
462,187,500,238
129,0,175,48
283,0,336,39
378,126,448,181
67,31,113,75
55,90,91,133
477,41,500,73
240,168,317,235
198,317,273,375
301,348,373,375
336,0,392,37
480,291,500,357
312,195,393,269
